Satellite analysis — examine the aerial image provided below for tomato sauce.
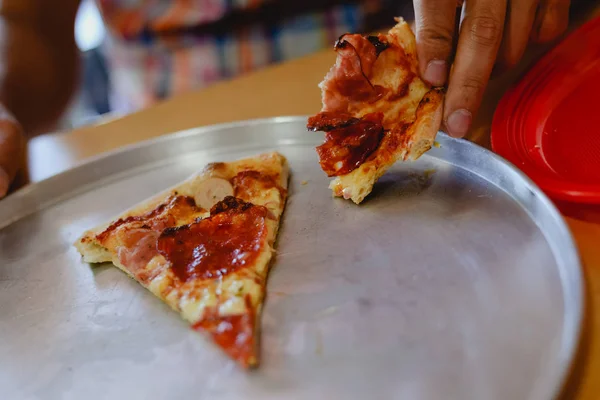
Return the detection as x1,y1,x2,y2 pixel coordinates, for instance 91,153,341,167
157,197,268,282
314,112,385,176
193,295,256,367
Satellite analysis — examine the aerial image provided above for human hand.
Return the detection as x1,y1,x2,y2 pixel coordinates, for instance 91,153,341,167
413,0,570,137
0,104,25,198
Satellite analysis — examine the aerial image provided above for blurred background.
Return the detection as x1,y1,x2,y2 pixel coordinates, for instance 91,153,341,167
65,0,414,130
67,0,109,128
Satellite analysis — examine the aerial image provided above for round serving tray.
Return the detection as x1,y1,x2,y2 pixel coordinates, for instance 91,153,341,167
0,117,582,400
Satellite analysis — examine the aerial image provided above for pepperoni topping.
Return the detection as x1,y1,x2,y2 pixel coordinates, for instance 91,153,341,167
115,228,161,277
307,111,359,132
334,34,379,77
322,34,388,112
157,197,268,282
315,112,385,176
193,295,256,368
95,195,202,244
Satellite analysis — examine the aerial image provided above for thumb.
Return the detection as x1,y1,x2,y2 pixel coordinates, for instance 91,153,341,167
0,105,25,198
414,0,459,86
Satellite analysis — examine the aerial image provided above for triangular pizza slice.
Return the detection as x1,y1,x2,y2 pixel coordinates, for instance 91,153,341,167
74,151,289,368
307,17,444,204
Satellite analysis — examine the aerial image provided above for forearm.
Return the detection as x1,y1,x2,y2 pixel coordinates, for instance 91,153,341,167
0,1,80,136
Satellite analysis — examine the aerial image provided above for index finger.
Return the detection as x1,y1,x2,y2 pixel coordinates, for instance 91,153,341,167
444,0,507,137
414,0,459,86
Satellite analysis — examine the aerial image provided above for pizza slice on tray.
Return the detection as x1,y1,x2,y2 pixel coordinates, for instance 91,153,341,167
307,17,444,204
74,151,289,368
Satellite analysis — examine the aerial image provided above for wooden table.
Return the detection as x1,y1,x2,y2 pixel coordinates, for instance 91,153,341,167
24,7,600,399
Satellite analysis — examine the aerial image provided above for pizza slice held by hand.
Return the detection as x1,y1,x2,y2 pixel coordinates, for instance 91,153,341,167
75,152,289,368
307,17,444,204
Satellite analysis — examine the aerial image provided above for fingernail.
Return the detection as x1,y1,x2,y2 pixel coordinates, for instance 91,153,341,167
446,109,472,138
424,60,447,87
0,168,9,198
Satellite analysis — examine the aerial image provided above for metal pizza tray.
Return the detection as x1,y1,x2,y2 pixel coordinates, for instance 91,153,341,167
0,117,582,400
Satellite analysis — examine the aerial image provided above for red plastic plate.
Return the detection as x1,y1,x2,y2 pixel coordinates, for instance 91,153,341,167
492,16,600,205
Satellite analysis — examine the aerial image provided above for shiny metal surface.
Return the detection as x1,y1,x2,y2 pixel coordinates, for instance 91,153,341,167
0,117,582,400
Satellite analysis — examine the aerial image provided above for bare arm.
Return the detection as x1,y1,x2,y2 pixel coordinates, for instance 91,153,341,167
0,0,81,134
0,0,81,196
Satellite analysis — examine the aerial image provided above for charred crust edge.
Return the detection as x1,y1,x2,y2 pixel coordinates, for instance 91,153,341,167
417,87,445,112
